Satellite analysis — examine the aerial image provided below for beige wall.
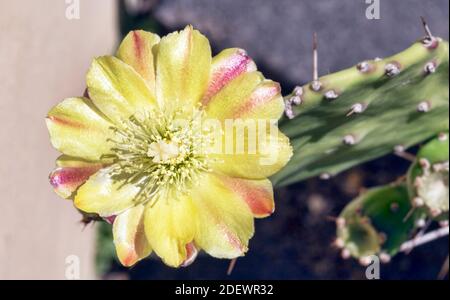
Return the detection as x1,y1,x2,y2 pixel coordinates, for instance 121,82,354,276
0,0,117,279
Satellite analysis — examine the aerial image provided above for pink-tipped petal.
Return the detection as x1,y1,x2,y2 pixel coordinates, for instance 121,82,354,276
116,30,160,93
202,48,256,106
155,25,211,107
192,173,254,259
232,81,282,120
219,176,275,218
49,157,105,199
104,215,117,224
45,97,114,161
204,72,284,121
181,242,199,267
113,205,152,267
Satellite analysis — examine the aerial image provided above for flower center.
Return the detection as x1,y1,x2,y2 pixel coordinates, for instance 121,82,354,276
106,108,211,206
147,140,181,163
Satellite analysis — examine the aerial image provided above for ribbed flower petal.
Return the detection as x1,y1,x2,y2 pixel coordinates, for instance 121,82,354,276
192,173,254,259
74,165,140,217
49,155,106,199
113,204,152,267
218,175,275,218
209,126,293,179
202,48,256,106
45,97,114,161
155,25,211,107
205,71,284,121
116,30,160,94
144,193,198,267
86,56,158,124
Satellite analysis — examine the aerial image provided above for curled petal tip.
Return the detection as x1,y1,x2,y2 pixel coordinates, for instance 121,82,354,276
181,242,199,267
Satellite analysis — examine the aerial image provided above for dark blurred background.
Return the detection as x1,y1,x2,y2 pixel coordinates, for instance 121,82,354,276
95,0,449,280
120,0,449,91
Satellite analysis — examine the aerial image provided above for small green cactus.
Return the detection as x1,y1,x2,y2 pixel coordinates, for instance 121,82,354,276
272,37,449,187
335,184,417,264
407,132,449,220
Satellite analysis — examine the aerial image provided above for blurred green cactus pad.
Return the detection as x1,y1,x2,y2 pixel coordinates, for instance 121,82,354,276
336,184,416,262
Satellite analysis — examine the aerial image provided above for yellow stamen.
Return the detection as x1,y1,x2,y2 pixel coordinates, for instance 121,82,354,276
106,108,212,206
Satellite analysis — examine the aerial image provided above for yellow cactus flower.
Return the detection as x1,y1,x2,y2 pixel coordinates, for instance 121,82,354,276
46,26,292,267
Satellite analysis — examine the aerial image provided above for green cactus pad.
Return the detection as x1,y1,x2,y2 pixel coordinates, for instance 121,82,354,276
407,132,449,219
272,38,449,187
337,184,416,259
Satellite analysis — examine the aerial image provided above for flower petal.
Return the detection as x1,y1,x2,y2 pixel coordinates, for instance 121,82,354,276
232,80,283,120
205,73,284,121
181,242,198,267
218,175,275,218
202,48,256,106
210,127,293,180
144,193,197,267
49,155,106,199
192,173,254,259
113,204,152,267
86,56,158,124
155,25,211,107
74,165,140,217
45,97,114,161
116,30,160,94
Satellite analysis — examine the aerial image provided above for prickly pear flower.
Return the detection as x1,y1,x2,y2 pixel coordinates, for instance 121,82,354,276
46,26,292,267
